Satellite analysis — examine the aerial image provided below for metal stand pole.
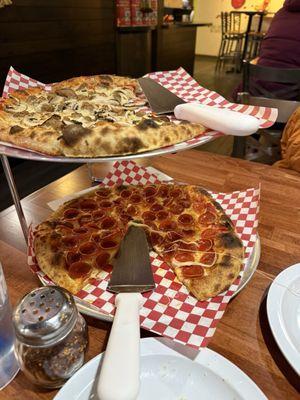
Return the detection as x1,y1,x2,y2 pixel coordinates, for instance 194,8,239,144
1,155,28,241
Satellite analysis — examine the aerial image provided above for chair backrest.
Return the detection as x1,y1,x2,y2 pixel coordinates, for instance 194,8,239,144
230,11,242,33
237,92,300,124
220,12,231,35
243,60,300,100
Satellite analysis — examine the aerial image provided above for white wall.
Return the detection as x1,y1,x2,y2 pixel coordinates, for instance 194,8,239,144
194,0,284,56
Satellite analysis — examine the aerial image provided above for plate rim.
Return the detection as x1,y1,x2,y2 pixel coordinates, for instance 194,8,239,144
54,337,267,400
266,262,300,375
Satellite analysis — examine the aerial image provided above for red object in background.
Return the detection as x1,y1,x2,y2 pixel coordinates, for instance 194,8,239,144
116,0,131,27
231,0,246,9
131,0,144,26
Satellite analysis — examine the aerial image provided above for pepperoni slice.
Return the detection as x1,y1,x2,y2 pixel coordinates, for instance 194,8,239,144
92,210,106,221
79,242,98,255
150,203,164,212
159,220,177,232
113,197,124,206
158,185,170,197
63,208,80,220
169,204,184,215
143,186,157,197
150,231,164,247
99,200,113,209
144,196,156,205
199,211,216,225
73,227,90,239
181,229,196,237
142,211,156,222
146,221,158,231
100,217,116,230
80,199,98,211
100,239,118,249
166,231,183,242
73,227,89,235
95,252,111,269
181,265,204,278
192,201,207,214
130,194,142,204
200,252,216,266
127,205,138,217
177,241,198,251
87,222,99,230
170,188,182,198
157,210,169,220
197,239,213,252
179,199,192,209
120,189,131,199
62,235,78,248
174,252,195,262
78,214,92,226
68,261,91,279
67,200,81,209
95,188,111,198
91,233,101,244
178,214,194,225
101,229,123,241
119,213,132,223
163,197,174,207
66,251,81,266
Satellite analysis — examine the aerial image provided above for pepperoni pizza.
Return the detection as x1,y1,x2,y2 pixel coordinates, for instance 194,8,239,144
34,184,244,301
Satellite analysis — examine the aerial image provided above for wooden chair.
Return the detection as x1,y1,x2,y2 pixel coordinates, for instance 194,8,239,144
232,61,300,161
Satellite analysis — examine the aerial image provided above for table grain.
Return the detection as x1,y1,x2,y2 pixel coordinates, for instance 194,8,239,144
1,150,300,399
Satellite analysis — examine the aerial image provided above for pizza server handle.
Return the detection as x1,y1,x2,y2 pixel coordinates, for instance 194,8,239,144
174,103,260,137
97,292,143,400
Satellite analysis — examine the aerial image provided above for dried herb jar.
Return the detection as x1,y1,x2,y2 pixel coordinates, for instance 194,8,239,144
12,286,88,389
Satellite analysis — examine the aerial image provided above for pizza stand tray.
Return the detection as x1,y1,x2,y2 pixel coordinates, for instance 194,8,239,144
37,237,261,323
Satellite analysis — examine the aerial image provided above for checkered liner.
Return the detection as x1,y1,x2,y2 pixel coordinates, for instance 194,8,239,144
28,161,260,349
146,67,277,129
0,67,276,158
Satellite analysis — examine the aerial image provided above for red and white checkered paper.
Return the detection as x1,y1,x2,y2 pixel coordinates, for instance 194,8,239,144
0,66,277,158
28,161,260,349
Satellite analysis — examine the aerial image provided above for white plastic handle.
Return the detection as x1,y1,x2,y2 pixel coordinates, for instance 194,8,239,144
97,292,143,400
174,103,261,136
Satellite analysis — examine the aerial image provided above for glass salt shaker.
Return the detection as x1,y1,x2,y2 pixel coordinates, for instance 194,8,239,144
12,286,88,389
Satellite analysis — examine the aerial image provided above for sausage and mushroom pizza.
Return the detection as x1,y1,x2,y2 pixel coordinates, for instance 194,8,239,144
34,183,244,301
0,75,206,157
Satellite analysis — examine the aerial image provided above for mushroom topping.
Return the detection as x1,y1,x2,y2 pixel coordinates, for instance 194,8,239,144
55,88,77,98
41,103,55,112
60,123,91,146
9,125,24,135
42,114,63,129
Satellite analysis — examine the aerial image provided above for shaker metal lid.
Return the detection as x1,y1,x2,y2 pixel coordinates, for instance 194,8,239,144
13,286,78,346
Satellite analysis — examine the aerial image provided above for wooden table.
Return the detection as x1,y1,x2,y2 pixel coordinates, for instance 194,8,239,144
1,150,300,399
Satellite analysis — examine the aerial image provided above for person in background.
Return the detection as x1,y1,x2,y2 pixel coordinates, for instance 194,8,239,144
232,0,300,101
257,0,300,71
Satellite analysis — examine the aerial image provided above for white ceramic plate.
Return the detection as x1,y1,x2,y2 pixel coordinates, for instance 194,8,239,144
267,263,300,375
54,337,266,400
